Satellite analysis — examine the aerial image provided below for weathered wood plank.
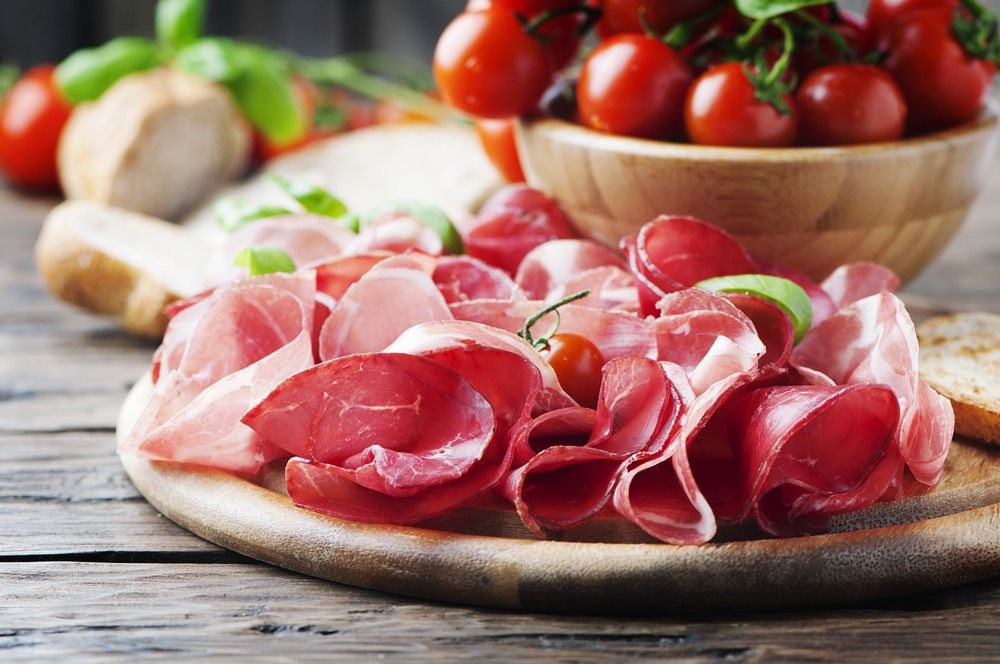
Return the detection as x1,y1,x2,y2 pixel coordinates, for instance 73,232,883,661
0,562,998,662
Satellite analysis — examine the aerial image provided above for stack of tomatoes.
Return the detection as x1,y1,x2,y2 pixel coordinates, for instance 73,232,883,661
434,0,999,153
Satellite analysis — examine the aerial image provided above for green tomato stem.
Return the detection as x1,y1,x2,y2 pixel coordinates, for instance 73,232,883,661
518,290,591,348
794,8,855,62
735,18,767,50
764,18,795,87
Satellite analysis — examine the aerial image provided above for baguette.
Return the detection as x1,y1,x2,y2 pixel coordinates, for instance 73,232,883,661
36,201,211,339
918,312,1000,445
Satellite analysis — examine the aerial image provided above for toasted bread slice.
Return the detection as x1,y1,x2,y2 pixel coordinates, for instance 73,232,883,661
36,201,211,339
58,68,251,221
918,313,1000,445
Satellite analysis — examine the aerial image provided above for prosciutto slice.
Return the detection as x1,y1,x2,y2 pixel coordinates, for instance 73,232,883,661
432,255,517,304
622,216,757,316
503,356,683,536
450,299,657,361
547,266,639,312
245,349,541,524
125,273,316,475
821,262,901,311
461,185,578,274
790,292,954,486
514,239,626,300
318,255,451,360
344,212,444,256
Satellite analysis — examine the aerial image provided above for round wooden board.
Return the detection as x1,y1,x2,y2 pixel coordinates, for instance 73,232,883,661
117,374,1000,614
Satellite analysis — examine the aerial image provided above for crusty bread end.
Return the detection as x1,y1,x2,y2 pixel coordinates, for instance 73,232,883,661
918,312,1000,445
36,200,211,339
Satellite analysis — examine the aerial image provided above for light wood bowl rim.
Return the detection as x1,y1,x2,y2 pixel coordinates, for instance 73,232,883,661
519,100,999,164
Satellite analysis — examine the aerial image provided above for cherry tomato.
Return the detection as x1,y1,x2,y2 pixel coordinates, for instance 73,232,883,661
598,0,719,36
434,9,552,118
468,0,581,70
0,65,72,189
866,0,956,37
474,118,526,182
796,65,907,145
685,62,797,147
577,34,692,139
881,9,994,132
541,333,604,408
795,10,873,78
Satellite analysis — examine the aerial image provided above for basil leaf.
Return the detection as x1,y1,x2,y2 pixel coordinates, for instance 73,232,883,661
363,202,464,255
270,175,349,219
174,38,244,82
233,246,297,275
734,0,830,20
214,197,293,233
156,0,205,50
695,274,813,343
56,38,163,103
228,48,303,145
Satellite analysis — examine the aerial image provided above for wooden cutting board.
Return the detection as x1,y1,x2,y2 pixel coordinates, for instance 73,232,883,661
116,374,1000,614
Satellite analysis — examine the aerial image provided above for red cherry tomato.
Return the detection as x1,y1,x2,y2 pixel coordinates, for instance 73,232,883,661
881,9,994,132
467,0,581,70
434,9,553,119
796,65,907,145
474,118,526,182
0,65,72,189
541,333,604,408
685,62,797,147
598,0,719,36
577,34,692,139
866,0,956,37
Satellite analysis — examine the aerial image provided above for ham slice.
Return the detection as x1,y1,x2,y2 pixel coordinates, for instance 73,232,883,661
790,292,954,486
503,357,683,536
514,239,625,300
245,349,541,524
318,255,452,360
461,185,578,274
432,255,517,304
450,299,657,362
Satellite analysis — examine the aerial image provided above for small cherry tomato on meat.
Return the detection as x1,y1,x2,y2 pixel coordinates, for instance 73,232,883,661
577,34,692,139
541,333,604,408
796,65,907,145
880,9,994,132
866,0,956,37
466,0,582,70
598,0,719,36
0,65,73,189
684,62,797,147
434,9,552,119
474,118,526,182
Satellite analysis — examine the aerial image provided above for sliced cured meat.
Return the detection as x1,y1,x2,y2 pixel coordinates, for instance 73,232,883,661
721,293,795,372
462,185,578,274
449,299,657,362
790,293,954,486
547,266,639,312
345,212,444,256
503,356,684,536
509,407,596,468
622,216,756,316
318,255,452,360
208,215,355,284
687,384,900,536
385,319,575,411
247,349,541,524
432,255,516,304
653,289,765,394
311,252,392,301
821,262,901,311
514,239,625,300
126,274,315,475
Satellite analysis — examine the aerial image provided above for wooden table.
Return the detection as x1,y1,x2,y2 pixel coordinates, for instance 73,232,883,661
2,169,999,662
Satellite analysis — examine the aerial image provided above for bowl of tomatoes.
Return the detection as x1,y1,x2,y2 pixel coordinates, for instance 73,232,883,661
434,0,1000,282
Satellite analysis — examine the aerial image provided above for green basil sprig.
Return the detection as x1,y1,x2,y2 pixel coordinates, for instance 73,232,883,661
55,37,163,103
214,198,294,233
156,0,205,50
734,0,830,20
233,246,297,275
695,274,813,343
362,202,465,255
215,176,356,232
270,175,349,219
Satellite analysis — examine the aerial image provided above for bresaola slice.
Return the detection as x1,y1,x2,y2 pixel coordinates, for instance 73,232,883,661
246,349,542,524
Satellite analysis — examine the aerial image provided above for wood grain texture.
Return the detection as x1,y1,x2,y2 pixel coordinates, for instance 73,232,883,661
517,107,1000,283
116,375,1000,614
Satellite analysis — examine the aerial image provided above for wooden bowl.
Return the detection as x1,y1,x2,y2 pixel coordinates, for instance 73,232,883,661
516,106,999,283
